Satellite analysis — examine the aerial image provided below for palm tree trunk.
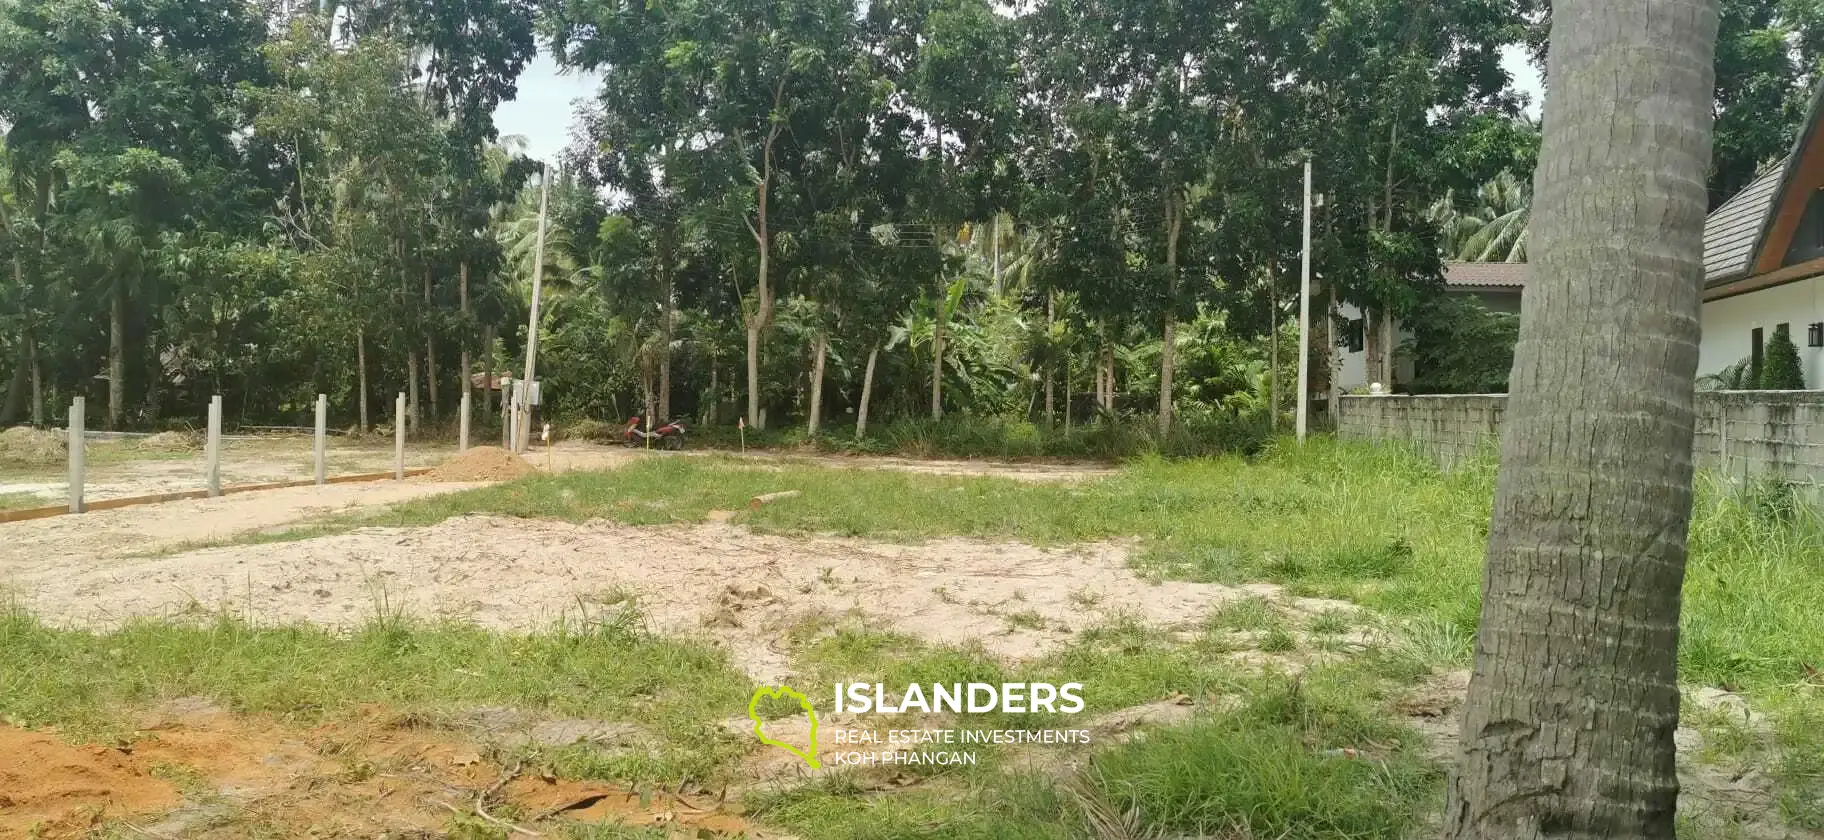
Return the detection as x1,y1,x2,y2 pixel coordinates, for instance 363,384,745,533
460,261,471,419
659,274,674,421
807,331,827,436
407,350,420,436
1159,189,1182,436
425,268,438,422
481,324,494,420
29,335,42,427
108,276,125,430
1044,364,1055,427
931,283,947,421
1443,1,1718,835
745,323,763,429
356,328,370,431
857,346,878,439
0,349,24,426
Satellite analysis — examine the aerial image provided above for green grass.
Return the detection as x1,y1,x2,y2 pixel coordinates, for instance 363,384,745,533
295,435,1824,828
0,601,752,784
0,491,46,511
744,657,1441,840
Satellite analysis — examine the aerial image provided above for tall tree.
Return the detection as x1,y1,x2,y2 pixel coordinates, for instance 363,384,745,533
1444,1,1719,837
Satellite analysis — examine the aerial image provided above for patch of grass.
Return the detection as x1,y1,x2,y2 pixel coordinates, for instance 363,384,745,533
0,605,750,782
0,491,47,511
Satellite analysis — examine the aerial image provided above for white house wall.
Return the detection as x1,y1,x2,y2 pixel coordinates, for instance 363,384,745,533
1338,301,1367,390
1700,274,1824,387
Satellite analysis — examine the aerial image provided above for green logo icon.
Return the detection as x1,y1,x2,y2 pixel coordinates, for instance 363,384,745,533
748,685,821,769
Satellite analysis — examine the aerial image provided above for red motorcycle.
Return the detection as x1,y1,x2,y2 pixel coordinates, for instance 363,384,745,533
623,417,687,450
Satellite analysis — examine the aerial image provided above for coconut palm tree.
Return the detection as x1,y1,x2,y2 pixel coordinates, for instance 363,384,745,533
1428,170,1531,263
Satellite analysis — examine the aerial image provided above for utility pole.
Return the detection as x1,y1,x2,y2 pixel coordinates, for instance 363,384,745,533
1296,156,1313,443
517,164,550,453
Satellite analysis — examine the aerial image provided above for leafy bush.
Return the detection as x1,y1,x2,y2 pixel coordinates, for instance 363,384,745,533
1403,295,1519,394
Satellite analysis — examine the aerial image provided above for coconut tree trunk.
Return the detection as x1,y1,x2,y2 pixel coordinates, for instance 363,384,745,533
29,336,42,427
481,323,494,419
105,278,126,430
807,332,827,436
426,339,439,422
1159,189,1182,436
1442,1,1718,837
659,275,674,421
0,342,25,425
356,327,370,431
707,364,719,427
856,346,879,439
407,350,420,435
931,284,947,421
460,261,471,417
425,268,438,421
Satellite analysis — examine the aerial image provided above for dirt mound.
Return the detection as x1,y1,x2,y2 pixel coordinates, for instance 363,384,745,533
0,426,65,465
0,726,181,837
422,445,538,482
140,430,202,451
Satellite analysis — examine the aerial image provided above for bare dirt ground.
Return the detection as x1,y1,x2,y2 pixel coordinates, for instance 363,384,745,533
0,701,761,840
2,513,1350,680
0,436,457,505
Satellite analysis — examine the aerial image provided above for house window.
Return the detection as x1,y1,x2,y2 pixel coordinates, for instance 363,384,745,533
1752,326,1765,384
1346,318,1364,353
1785,189,1824,266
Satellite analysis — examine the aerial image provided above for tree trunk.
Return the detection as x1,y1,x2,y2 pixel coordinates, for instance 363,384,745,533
459,261,471,424
407,350,420,436
1064,354,1073,433
1380,308,1397,388
356,327,370,431
746,91,784,432
1044,293,1056,427
481,324,494,419
108,277,125,430
1044,364,1055,427
29,336,42,427
0,341,26,425
1327,284,1341,415
1159,189,1182,436
707,364,719,427
425,268,438,422
1442,1,1718,837
856,346,878,439
807,331,827,436
427,339,439,423
931,282,947,421
145,330,161,425
660,275,674,421
1269,274,1280,429
745,323,763,429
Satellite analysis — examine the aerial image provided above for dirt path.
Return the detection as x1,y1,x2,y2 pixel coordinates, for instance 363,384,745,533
2,513,1348,681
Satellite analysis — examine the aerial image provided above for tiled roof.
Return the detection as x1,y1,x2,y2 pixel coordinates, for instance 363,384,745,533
1703,161,1787,284
1444,261,1527,288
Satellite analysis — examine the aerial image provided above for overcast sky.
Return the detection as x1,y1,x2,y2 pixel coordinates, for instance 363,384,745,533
494,45,1546,167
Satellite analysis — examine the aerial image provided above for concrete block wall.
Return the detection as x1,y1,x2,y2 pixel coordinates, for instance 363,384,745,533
1338,391,1824,487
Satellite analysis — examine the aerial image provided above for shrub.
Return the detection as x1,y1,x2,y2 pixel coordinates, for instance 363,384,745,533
1760,323,1806,390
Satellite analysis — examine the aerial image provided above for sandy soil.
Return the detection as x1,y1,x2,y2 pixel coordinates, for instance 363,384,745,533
2,514,1345,681
0,479,488,559
0,702,759,840
0,437,457,504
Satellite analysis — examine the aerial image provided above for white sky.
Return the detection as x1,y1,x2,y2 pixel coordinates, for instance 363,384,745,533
495,45,1548,167
493,51,600,164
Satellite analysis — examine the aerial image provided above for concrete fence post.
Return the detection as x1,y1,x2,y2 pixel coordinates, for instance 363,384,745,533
205,395,223,497
459,391,471,453
67,396,85,514
314,393,328,485
394,392,406,480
